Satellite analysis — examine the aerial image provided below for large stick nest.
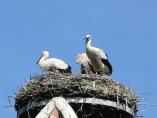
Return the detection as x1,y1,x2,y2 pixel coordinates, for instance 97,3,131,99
15,72,138,112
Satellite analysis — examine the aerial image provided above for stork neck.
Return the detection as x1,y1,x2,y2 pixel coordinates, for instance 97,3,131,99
39,56,47,63
86,40,92,48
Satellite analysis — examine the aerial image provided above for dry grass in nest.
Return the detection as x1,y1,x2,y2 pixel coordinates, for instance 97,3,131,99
15,72,138,112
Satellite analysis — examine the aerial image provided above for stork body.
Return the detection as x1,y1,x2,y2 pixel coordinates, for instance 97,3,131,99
37,51,71,73
85,35,112,75
76,53,95,74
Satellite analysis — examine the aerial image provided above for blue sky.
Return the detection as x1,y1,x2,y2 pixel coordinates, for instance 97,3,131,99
0,0,157,117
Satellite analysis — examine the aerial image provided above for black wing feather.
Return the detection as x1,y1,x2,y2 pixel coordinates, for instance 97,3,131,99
58,65,72,73
101,58,112,74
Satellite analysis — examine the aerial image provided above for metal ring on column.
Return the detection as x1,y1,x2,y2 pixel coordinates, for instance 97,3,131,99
17,97,135,118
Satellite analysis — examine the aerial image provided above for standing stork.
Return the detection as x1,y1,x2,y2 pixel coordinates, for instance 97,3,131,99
85,35,112,75
36,51,71,73
76,53,95,74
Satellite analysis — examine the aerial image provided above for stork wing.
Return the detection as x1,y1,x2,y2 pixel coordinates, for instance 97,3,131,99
91,47,108,59
101,58,112,74
47,58,68,70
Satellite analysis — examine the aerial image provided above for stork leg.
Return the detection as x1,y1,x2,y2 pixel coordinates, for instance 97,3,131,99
95,72,99,79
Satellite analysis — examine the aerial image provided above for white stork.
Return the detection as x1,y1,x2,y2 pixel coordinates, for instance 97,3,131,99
76,53,95,74
36,51,71,73
85,35,112,75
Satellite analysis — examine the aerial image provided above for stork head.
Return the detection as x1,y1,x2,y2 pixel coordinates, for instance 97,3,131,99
85,34,92,45
36,51,49,64
41,51,49,57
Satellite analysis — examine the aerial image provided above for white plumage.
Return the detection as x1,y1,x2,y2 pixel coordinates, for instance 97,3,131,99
76,53,95,74
36,51,71,73
85,35,112,75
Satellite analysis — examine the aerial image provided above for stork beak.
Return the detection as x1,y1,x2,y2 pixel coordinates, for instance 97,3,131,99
36,56,42,64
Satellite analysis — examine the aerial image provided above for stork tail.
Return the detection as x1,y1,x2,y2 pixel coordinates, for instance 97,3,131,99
58,65,72,73
66,65,72,73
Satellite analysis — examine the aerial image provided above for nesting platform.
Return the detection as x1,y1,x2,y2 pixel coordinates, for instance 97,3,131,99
15,72,138,118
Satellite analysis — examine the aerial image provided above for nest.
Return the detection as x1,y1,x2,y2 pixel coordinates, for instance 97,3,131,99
15,72,138,112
